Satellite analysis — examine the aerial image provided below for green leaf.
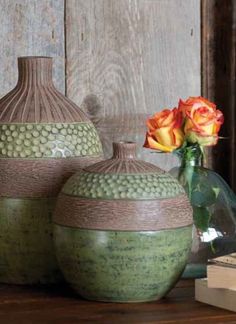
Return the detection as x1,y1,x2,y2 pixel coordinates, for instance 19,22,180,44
191,183,220,207
193,206,211,232
191,190,207,206
212,187,220,199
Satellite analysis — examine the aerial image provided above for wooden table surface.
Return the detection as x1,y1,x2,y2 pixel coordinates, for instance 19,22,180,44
0,280,235,323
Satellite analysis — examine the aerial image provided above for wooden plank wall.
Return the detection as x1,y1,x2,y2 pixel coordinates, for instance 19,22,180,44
0,0,65,95
0,0,200,171
65,0,200,170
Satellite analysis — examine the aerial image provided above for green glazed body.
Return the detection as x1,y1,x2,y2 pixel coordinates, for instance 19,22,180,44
0,122,102,285
0,197,61,284
54,225,192,302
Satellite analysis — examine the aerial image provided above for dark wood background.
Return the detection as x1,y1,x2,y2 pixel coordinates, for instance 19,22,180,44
202,0,236,191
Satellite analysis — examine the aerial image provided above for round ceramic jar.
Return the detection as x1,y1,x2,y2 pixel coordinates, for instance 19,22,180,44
53,142,193,302
0,57,102,284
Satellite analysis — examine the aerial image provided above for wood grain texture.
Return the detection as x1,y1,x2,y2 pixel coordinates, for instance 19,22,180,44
0,280,236,323
0,0,65,96
202,0,236,190
54,193,193,231
65,0,201,171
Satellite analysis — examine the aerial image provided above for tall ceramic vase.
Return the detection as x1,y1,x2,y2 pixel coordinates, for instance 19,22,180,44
0,56,103,284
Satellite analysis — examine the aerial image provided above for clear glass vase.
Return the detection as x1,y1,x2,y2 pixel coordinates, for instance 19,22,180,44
170,144,236,278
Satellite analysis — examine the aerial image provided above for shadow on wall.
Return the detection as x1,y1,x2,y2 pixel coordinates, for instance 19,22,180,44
81,94,179,171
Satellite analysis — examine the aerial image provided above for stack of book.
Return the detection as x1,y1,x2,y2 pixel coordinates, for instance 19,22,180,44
195,253,236,312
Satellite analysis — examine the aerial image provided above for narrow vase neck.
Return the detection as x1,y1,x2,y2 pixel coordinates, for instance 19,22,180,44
112,142,137,159
181,157,202,167
180,146,203,168
17,57,53,87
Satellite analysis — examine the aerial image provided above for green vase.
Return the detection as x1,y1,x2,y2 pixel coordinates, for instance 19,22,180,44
54,142,193,302
0,56,103,284
170,144,236,278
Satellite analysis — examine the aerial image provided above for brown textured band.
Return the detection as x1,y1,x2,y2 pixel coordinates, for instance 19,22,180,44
53,193,193,231
0,156,102,198
85,142,164,174
85,157,164,174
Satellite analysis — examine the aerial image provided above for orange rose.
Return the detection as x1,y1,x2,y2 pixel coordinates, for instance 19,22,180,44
179,96,216,117
144,108,184,152
179,97,224,146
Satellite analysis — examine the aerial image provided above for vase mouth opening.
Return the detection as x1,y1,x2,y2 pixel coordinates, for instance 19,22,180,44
116,141,135,145
18,56,53,60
